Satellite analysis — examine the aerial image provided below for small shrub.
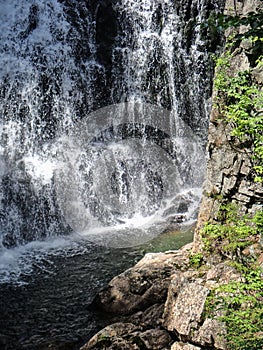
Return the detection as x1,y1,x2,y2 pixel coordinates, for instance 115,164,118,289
189,252,204,268
202,204,259,262
214,51,263,181
203,207,263,349
206,266,263,350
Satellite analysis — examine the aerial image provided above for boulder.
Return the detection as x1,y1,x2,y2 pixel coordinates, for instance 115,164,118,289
128,303,164,329
92,250,191,315
191,318,227,350
171,343,201,350
80,323,139,350
80,323,171,350
163,279,209,336
82,245,239,350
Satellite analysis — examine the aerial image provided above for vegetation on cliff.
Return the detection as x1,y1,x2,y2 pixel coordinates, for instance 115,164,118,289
201,204,263,349
199,9,263,349
212,11,263,182
214,51,263,182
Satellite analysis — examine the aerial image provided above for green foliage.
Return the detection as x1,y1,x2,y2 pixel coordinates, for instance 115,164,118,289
221,12,263,57
202,204,260,261
203,206,263,349
253,209,263,231
189,252,203,268
208,9,263,181
214,49,263,181
204,11,263,54
201,13,263,348
206,266,263,350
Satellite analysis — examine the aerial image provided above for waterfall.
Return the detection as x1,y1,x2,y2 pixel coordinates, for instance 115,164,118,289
0,0,225,249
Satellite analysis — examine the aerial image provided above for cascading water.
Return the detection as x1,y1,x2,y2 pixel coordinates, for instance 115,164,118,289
0,0,224,251
0,0,225,348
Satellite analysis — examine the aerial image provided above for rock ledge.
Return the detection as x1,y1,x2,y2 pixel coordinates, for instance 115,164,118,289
80,243,239,350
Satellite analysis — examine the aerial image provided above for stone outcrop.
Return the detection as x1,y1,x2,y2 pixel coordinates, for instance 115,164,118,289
92,250,190,315
171,344,201,350
81,322,172,350
80,244,244,350
194,0,263,250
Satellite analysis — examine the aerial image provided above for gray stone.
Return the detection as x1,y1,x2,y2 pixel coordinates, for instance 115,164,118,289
240,161,250,176
171,343,201,350
192,318,227,349
222,175,238,195
232,193,251,203
230,51,250,71
252,65,263,84
81,247,248,350
93,251,190,315
134,329,171,350
80,323,171,350
206,263,243,284
243,0,263,15
80,323,139,350
128,303,164,328
163,280,209,336
238,180,255,196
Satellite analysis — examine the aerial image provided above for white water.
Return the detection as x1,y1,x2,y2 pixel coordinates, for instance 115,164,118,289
0,237,73,285
0,0,223,282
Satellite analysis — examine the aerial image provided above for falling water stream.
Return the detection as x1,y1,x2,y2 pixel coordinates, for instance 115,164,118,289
0,0,225,349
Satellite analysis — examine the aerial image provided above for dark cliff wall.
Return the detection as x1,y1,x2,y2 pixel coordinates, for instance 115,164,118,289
194,0,263,248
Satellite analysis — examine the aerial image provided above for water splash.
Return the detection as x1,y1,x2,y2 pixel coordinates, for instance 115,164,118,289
53,102,205,246
0,0,224,251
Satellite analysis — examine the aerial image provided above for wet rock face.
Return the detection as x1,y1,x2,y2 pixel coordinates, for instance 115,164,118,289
60,0,118,113
0,165,69,248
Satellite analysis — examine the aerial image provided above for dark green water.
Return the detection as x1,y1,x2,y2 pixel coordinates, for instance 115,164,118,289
0,228,193,350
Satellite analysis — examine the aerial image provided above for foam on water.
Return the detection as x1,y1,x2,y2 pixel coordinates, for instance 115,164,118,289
0,235,94,285
0,0,224,284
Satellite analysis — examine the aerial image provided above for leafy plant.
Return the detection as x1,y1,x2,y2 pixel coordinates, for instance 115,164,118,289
206,266,263,350
213,51,263,181
203,206,263,349
203,11,263,55
202,204,261,261
201,10,263,348
189,252,203,268
208,9,263,181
